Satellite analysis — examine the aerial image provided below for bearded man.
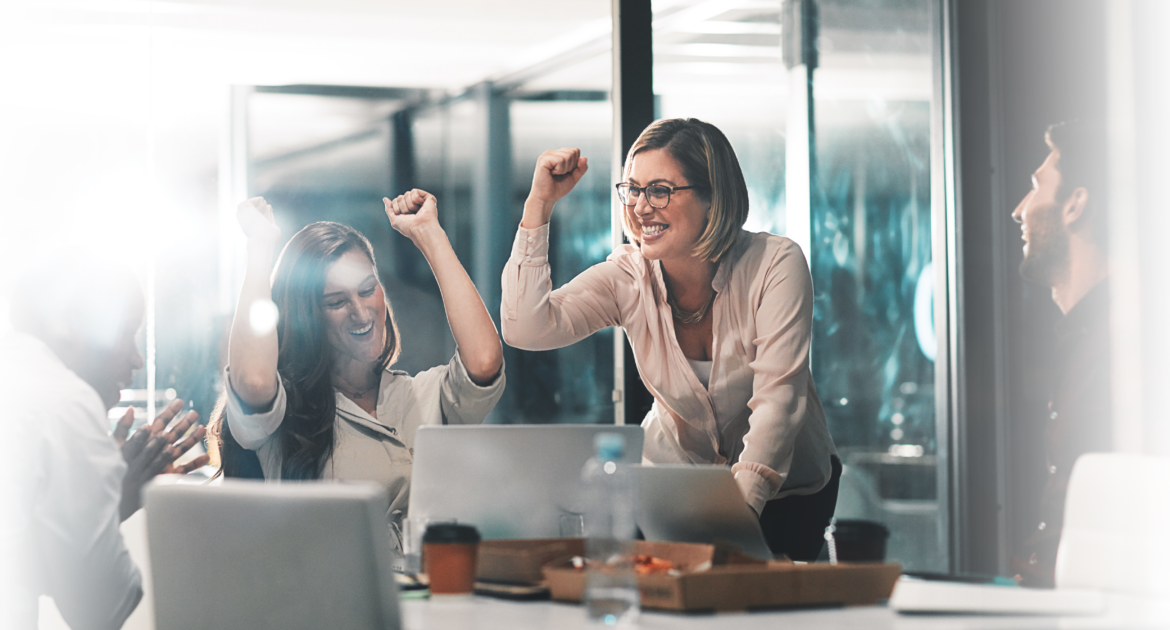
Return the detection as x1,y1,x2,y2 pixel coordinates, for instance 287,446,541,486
1010,120,1111,587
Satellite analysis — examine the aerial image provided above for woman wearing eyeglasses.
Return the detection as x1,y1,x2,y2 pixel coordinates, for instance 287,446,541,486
501,118,838,561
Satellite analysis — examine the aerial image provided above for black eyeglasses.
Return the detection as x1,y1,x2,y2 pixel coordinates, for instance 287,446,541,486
615,183,702,209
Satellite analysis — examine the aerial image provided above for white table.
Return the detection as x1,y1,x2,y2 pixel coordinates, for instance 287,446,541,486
74,511,1164,630
400,596,1168,630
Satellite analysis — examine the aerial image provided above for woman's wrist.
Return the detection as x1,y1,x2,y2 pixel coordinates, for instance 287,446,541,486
520,197,554,229
245,238,277,265
411,222,451,257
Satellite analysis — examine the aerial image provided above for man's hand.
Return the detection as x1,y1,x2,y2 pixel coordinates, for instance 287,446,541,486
115,399,210,521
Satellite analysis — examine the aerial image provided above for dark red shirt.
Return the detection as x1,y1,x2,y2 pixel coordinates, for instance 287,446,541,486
1006,278,1170,583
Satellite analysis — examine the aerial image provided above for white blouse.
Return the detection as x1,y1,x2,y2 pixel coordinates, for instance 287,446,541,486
502,224,837,515
225,352,505,550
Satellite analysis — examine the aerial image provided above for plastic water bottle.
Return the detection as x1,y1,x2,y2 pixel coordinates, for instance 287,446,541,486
581,433,640,625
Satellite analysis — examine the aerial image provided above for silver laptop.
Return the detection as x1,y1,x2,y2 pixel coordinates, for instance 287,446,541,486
635,465,774,560
409,425,644,539
145,481,400,630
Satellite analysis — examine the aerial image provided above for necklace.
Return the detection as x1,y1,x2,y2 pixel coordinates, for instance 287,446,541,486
336,377,379,400
667,289,716,325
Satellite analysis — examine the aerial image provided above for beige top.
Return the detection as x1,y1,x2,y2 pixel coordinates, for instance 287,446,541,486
502,224,836,514
225,352,505,550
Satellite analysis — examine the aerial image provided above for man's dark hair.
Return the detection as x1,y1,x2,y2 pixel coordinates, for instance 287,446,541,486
1045,120,1107,250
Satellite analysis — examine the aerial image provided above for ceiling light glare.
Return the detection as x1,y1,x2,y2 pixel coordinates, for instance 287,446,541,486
249,299,279,336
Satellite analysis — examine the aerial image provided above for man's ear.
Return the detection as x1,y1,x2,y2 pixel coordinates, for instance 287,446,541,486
1061,187,1089,229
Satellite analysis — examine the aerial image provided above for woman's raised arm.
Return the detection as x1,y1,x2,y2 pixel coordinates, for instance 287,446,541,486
227,197,282,408
520,147,589,229
384,190,503,385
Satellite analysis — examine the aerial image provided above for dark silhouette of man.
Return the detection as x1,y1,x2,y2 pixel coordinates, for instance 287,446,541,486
1010,121,1110,587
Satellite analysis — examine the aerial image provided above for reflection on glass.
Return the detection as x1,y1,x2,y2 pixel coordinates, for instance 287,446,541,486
653,0,943,571
508,99,613,423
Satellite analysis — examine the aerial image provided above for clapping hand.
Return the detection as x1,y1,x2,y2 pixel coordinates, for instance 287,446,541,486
236,196,281,244
115,399,209,521
384,189,442,244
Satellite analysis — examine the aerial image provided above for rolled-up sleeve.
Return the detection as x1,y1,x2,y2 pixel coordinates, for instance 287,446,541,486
732,242,820,515
38,399,143,630
223,367,287,450
501,224,627,351
439,352,506,425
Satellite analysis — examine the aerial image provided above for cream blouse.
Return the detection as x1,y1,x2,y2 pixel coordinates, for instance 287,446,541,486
225,352,505,550
501,224,836,514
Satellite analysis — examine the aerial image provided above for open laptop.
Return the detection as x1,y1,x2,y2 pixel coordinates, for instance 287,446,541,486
409,425,644,539
145,481,400,630
635,465,774,560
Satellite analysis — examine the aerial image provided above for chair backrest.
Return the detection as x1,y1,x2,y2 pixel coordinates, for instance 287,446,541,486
1056,452,1170,598
145,480,400,630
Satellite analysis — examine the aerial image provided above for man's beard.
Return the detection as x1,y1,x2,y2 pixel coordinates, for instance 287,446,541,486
1018,205,1070,286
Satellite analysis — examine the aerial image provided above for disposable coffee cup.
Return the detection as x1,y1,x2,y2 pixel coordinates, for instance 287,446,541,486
832,519,889,562
422,523,481,595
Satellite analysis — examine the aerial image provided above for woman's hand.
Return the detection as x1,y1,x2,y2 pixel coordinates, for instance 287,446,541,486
384,191,502,385
384,189,444,247
237,196,281,244
522,148,589,228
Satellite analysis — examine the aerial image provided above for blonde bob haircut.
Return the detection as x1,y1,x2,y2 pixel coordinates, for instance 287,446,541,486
621,118,749,263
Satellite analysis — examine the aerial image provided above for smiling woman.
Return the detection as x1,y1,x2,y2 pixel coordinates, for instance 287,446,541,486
502,118,839,561
207,192,504,551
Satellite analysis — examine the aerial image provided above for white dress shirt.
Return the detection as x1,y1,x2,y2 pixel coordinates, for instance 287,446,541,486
502,225,837,515
0,332,142,630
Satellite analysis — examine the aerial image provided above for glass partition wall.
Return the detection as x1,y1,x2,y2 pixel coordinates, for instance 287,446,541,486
236,63,615,425
7,0,949,572
653,0,945,572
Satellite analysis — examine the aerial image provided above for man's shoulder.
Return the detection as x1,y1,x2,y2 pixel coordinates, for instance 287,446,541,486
0,333,107,432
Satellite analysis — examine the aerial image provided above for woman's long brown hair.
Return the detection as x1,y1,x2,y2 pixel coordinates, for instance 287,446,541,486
208,222,400,480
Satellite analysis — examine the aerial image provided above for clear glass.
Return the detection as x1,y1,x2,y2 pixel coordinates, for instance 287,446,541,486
653,0,944,571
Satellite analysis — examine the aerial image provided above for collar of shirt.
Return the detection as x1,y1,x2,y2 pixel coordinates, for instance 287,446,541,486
333,371,406,445
0,327,67,367
1054,278,1110,343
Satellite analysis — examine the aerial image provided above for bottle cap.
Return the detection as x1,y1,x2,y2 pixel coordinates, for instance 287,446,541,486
594,432,625,462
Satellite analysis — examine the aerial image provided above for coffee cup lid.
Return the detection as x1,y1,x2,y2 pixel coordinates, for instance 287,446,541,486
831,519,890,540
422,523,480,544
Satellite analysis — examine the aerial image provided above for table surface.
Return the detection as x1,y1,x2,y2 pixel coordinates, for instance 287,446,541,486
87,512,1165,630
399,596,1168,630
